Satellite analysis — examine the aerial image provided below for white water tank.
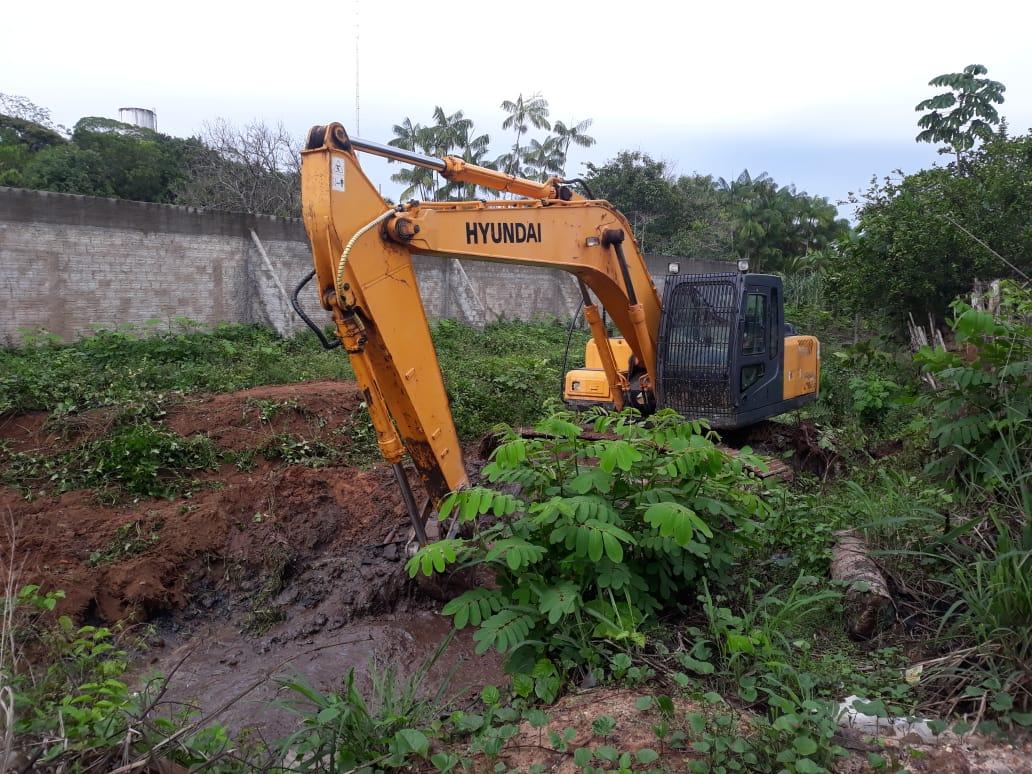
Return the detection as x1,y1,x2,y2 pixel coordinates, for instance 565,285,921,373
118,107,157,131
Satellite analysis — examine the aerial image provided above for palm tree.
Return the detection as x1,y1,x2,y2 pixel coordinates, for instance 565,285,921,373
388,118,436,200
500,92,551,176
523,136,564,181
716,169,770,262
552,118,595,177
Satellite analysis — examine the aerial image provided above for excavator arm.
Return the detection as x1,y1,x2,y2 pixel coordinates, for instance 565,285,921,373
299,123,662,538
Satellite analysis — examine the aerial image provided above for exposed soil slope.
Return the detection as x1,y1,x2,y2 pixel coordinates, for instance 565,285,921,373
0,380,411,624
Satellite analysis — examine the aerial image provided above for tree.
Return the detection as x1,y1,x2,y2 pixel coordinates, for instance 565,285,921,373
667,174,734,261
388,117,436,200
585,151,682,253
834,132,1032,323
448,121,492,199
175,119,301,217
72,117,201,203
915,64,1006,162
500,93,550,177
0,93,67,135
552,118,595,177
0,115,68,187
21,144,111,196
523,136,563,181
714,170,848,272
389,109,492,201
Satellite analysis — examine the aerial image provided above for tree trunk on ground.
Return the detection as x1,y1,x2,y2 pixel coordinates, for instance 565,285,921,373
831,529,892,640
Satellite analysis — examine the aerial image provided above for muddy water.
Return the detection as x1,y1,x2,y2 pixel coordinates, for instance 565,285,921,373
139,609,503,739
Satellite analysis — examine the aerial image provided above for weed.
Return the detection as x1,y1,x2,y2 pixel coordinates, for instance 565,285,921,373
339,409,380,465
916,280,1031,500
87,520,163,566
275,634,454,771
3,421,218,501
245,397,302,422
259,433,340,467
242,547,293,636
4,586,240,770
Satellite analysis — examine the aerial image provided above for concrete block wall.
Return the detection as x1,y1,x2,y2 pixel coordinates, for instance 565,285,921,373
0,187,735,343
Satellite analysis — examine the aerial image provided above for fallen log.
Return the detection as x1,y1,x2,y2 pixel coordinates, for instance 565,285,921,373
830,529,893,640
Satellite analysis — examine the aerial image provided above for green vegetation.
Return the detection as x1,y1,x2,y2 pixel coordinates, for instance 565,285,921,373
2,65,1030,771
0,112,204,204
586,157,849,269
408,409,769,674
2,420,218,501
0,317,586,500
432,317,588,437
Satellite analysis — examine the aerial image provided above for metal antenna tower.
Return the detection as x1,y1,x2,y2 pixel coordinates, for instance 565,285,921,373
354,0,360,134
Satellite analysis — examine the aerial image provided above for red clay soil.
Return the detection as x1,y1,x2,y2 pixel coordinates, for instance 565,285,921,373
164,380,365,452
0,380,412,625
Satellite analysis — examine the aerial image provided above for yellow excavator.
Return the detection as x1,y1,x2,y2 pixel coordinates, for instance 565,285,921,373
296,123,820,542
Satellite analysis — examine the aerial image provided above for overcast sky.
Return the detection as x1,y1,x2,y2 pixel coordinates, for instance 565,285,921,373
4,0,1031,215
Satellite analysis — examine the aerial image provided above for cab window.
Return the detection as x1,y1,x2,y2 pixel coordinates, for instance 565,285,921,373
742,293,766,355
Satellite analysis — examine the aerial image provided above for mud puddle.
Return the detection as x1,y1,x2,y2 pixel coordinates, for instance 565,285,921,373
139,609,502,740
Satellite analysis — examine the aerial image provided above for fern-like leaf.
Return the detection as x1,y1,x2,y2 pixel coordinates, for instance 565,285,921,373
642,502,713,548
551,519,635,562
473,608,536,654
441,588,507,629
486,538,546,571
537,582,581,623
405,538,466,578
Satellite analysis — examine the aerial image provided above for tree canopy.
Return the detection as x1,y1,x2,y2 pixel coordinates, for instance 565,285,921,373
832,130,1032,322
584,152,849,268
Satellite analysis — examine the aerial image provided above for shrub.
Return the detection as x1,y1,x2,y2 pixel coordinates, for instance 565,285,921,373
407,408,771,676
915,280,1031,505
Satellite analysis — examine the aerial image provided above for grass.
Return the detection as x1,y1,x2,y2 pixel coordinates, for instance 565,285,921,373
0,321,353,416
0,318,585,427
0,317,588,500
2,306,1029,766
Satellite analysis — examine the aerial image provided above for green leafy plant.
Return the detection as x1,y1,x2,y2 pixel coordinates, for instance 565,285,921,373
915,281,1031,505
689,575,840,691
2,420,218,500
259,433,340,467
5,586,239,770
276,635,454,771
87,520,163,566
915,64,1006,161
848,375,904,419
408,408,771,677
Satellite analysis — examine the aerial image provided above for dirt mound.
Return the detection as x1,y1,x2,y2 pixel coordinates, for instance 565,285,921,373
0,406,123,455
165,380,364,452
0,380,414,625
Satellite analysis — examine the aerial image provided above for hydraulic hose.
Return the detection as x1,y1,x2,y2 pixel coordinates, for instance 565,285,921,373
291,269,341,350
560,302,585,401
335,208,397,299
560,178,597,200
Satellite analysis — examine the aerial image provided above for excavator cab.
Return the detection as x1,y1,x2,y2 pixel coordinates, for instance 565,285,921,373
566,271,819,428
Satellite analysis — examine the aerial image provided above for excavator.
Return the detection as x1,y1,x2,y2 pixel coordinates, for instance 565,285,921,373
296,123,820,543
